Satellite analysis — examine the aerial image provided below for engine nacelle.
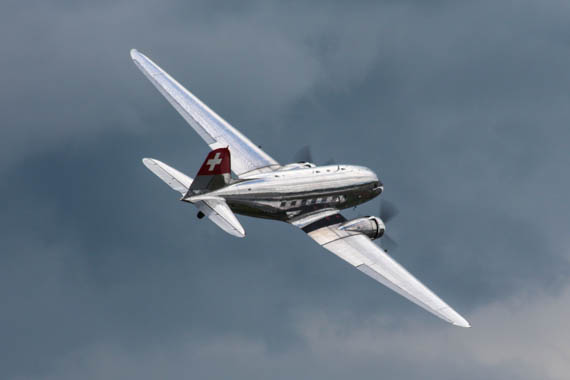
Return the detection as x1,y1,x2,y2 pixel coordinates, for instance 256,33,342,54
339,216,385,240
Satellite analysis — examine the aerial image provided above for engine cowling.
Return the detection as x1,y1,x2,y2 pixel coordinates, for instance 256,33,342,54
338,216,385,240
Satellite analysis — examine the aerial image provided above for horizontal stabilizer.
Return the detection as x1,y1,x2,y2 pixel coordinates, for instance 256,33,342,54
191,196,246,238
142,158,193,194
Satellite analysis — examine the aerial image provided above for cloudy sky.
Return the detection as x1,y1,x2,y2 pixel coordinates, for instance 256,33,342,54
2,0,570,379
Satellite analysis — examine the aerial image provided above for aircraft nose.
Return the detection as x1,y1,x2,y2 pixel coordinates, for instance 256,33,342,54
365,169,383,194
375,181,383,195
365,168,378,180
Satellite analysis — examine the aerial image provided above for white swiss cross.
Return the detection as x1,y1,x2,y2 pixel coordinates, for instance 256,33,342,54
206,152,222,171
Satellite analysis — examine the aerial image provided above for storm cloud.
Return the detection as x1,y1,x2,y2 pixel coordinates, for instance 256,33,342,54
1,0,570,379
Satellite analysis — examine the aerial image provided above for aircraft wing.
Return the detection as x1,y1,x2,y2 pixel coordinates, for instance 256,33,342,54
131,49,280,177
290,210,471,327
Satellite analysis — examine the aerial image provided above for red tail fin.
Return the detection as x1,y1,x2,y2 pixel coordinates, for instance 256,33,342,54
197,148,231,175
188,148,231,194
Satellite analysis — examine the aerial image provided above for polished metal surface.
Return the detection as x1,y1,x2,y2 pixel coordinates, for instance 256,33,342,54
131,49,280,176
198,164,382,221
134,49,471,328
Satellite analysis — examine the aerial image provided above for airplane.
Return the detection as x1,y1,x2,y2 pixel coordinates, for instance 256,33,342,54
130,49,471,328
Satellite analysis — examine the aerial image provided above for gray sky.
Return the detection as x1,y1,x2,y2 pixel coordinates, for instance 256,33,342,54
1,0,570,379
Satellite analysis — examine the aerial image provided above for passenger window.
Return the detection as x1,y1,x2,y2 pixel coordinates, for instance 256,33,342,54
280,201,286,207
291,201,297,206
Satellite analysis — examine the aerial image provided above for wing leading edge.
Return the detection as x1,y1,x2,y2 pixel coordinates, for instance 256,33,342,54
291,210,470,327
131,49,280,177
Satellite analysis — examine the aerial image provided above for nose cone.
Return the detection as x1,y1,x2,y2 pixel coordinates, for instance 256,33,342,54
368,168,379,181
358,166,378,181
363,168,382,194
351,166,382,194
376,183,384,195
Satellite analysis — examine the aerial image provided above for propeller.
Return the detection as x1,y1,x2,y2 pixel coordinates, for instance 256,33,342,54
293,145,336,165
381,232,398,252
324,158,337,165
294,145,313,163
379,199,399,252
379,199,399,223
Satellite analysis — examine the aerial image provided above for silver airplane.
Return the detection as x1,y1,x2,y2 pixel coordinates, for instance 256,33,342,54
131,49,470,328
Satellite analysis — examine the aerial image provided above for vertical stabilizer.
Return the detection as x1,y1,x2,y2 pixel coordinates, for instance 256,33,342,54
188,148,231,194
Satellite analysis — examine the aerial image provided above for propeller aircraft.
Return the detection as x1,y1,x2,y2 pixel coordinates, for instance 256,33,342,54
131,49,470,327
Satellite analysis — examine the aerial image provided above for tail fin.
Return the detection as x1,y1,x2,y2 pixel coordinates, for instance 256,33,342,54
188,148,231,194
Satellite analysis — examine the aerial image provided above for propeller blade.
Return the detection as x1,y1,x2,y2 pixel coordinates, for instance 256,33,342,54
379,199,399,223
324,158,337,165
294,145,313,163
381,233,398,252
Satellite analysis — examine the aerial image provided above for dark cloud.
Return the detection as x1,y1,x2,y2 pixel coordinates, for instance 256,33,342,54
1,0,570,379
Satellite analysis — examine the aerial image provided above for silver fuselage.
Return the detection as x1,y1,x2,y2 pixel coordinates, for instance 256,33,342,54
199,164,383,221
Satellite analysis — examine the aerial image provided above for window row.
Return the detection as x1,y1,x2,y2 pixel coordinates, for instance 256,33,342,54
279,195,346,208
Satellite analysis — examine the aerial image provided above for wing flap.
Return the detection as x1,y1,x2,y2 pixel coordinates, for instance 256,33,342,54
131,49,280,176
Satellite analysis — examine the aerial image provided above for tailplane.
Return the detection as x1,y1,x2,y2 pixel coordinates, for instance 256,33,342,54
189,195,245,238
142,158,193,194
142,153,245,238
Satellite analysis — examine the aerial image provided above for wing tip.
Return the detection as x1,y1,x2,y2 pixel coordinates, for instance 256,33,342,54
233,226,246,238
130,48,140,60
142,157,155,168
442,306,471,328
452,317,471,328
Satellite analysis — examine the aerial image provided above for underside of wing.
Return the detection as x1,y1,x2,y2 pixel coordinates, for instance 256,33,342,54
131,49,280,177
292,210,470,327
192,196,246,238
